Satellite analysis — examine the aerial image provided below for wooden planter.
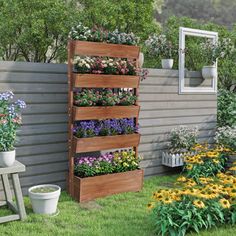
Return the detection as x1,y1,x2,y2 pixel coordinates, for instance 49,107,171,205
73,133,140,153
73,74,140,88
73,105,140,120
73,169,144,202
69,40,140,59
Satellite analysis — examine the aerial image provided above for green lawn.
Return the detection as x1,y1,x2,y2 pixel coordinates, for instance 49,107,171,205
0,175,235,236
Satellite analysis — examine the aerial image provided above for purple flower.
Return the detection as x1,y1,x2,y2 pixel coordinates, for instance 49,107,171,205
15,99,26,109
0,91,14,101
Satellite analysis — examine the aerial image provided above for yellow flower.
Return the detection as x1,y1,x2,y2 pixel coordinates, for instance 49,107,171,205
229,166,236,171
219,198,231,209
162,197,173,204
186,164,193,170
193,200,205,208
213,159,220,164
177,176,187,182
147,202,155,210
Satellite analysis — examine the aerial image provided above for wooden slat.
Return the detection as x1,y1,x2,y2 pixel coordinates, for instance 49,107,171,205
73,105,140,120
73,133,140,153
71,40,140,59
0,72,66,83
73,74,140,88
139,108,217,119
22,114,67,125
140,101,217,110
74,169,143,202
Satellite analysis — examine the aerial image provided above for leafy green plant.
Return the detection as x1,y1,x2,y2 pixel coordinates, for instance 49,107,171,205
145,34,177,59
217,89,236,127
168,126,199,153
215,126,236,152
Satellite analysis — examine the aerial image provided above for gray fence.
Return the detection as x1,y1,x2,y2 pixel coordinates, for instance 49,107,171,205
0,61,217,193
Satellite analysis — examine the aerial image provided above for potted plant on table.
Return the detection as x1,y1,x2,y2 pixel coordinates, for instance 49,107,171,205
0,91,26,167
145,34,177,69
162,126,198,167
200,38,233,80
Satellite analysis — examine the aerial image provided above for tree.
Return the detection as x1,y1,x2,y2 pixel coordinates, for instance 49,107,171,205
78,0,161,41
0,0,80,62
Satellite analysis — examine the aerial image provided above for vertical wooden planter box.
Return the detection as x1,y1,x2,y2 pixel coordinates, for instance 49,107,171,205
73,169,144,202
67,40,142,200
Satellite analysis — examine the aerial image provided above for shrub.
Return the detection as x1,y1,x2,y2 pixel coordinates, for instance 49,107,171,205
168,126,199,153
217,89,236,127
215,126,236,151
0,91,26,151
145,34,178,59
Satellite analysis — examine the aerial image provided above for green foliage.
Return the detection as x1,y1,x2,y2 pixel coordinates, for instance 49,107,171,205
217,90,236,127
78,0,161,41
0,0,80,62
168,126,198,153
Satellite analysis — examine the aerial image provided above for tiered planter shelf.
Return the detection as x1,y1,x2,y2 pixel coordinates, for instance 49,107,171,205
73,105,140,120
73,169,144,202
67,40,143,202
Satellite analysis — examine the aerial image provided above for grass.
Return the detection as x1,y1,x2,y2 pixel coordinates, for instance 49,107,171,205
0,175,235,236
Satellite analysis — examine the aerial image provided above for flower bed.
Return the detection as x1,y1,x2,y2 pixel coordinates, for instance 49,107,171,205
149,144,235,236
73,150,143,202
73,56,137,75
73,118,138,138
74,89,137,107
69,23,139,46
74,150,140,178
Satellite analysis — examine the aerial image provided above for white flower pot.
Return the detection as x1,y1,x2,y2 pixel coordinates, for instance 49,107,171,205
202,66,217,80
28,184,61,215
138,52,144,68
0,150,15,167
161,59,174,69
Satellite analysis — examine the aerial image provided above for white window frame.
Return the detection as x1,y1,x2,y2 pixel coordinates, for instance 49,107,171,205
179,27,218,94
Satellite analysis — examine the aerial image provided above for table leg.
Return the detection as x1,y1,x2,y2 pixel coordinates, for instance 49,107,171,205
12,174,26,220
1,174,13,202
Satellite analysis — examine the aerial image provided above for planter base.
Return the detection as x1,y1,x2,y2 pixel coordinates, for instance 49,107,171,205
72,169,144,202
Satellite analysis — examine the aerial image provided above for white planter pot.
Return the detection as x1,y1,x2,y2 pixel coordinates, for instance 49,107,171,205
28,184,61,215
162,151,196,167
161,59,173,69
0,150,15,167
202,66,217,80
138,52,144,68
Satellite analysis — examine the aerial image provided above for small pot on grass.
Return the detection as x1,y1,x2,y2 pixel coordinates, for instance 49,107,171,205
28,184,61,215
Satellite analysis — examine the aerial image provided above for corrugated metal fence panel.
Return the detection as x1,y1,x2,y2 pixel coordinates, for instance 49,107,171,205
0,62,217,193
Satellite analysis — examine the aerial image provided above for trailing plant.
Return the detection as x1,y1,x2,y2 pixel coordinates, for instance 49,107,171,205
74,150,140,178
0,91,26,152
168,126,199,153
69,22,139,45
217,89,236,127
215,126,236,152
145,34,177,59
73,56,137,75
74,89,137,107
73,118,138,138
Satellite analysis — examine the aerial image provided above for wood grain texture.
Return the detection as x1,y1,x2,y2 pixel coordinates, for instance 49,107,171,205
73,169,144,202
73,74,140,88
70,40,140,59
73,105,140,120
73,133,141,153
